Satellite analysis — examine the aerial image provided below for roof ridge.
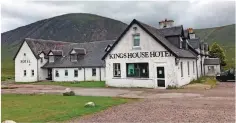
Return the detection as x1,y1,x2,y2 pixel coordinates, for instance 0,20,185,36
25,38,71,44
25,38,115,45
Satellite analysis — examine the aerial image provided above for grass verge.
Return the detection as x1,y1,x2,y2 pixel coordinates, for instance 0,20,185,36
2,94,129,122
15,81,106,88
189,76,218,88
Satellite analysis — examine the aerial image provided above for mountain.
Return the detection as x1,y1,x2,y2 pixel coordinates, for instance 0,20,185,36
1,13,128,77
195,24,235,69
1,13,235,77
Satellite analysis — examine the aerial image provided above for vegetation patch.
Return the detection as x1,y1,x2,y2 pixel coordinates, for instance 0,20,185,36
166,85,184,90
16,81,106,88
1,94,129,122
189,76,218,88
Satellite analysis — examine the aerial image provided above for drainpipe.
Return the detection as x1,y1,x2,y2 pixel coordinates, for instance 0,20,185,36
196,58,198,79
83,67,86,81
37,59,39,81
99,67,101,81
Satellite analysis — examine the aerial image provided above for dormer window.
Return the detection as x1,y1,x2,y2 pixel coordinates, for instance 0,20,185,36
69,48,86,62
70,54,77,62
133,34,140,47
180,37,183,49
49,56,54,63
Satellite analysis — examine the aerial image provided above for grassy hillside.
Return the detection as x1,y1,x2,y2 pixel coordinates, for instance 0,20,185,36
195,24,235,69
1,13,128,80
1,14,235,79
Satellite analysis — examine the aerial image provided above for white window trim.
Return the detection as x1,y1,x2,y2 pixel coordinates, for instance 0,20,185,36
113,63,121,77
132,33,141,49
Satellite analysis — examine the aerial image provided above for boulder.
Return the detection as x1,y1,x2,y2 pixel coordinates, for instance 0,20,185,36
84,102,95,107
2,120,16,123
64,88,71,92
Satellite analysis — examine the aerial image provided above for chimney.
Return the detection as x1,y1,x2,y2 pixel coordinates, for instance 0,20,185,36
188,28,196,39
159,19,174,28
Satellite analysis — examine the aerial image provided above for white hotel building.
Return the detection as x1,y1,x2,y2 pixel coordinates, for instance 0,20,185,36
14,19,220,88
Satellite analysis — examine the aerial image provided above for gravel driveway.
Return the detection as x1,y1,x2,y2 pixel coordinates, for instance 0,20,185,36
69,82,235,123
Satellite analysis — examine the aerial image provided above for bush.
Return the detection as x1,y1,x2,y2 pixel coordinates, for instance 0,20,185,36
63,91,75,96
166,85,183,89
189,76,217,88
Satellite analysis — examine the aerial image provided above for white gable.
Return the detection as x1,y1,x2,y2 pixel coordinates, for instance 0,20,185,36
49,52,53,55
106,23,171,61
71,49,76,54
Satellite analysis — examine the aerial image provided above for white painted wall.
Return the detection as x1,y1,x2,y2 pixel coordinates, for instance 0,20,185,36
15,41,38,82
177,59,197,86
52,68,84,81
38,53,48,81
105,23,196,88
52,67,105,81
204,65,221,76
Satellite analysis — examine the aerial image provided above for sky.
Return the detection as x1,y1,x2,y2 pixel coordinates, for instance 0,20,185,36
1,0,235,33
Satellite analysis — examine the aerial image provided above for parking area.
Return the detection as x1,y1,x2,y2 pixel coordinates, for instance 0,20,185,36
71,82,235,123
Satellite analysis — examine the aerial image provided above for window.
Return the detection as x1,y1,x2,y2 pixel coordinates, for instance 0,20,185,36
65,70,68,76
74,70,78,77
24,53,26,56
180,37,183,48
180,62,183,77
24,70,26,76
49,56,54,63
193,61,195,74
126,63,149,78
40,58,43,63
71,55,77,62
55,70,59,77
187,61,190,76
92,68,96,76
113,63,121,77
133,34,140,47
31,70,34,76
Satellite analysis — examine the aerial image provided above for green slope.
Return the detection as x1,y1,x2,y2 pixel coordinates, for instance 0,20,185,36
195,24,235,69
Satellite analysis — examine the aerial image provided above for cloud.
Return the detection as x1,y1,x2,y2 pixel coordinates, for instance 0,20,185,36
1,1,235,32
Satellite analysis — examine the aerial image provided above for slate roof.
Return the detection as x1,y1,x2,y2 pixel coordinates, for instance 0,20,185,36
22,38,115,68
158,25,183,37
137,20,195,58
70,48,86,55
188,38,200,49
204,58,220,65
102,19,196,59
50,50,63,56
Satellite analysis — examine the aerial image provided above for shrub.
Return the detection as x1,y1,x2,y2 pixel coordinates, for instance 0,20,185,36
189,76,217,88
166,85,183,89
63,91,75,96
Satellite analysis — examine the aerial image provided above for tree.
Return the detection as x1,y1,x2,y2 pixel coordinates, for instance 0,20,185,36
209,42,227,66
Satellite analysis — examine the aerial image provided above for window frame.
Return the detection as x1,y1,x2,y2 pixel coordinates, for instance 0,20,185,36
55,70,59,77
92,68,96,76
126,63,149,78
180,62,183,77
70,54,77,62
133,34,140,47
65,70,68,76
24,70,26,76
74,69,78,77
49,56,54,63
113,63,121,77
31,70,34,76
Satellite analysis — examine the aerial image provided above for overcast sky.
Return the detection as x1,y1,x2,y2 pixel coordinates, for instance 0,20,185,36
1,0,235,33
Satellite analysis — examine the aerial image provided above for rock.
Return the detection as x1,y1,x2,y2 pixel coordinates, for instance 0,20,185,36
2,120,16,123
64,88,71,92
84,102,95,107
